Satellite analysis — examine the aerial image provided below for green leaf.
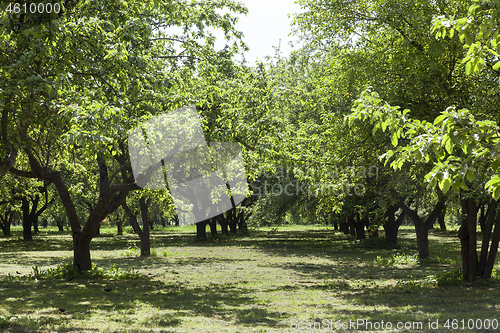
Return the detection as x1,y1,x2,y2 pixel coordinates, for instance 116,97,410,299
493,158,500,170
391,132,398,147
466,61,472,75
455,17,468,29
459,181,469,191
466,169,475,182
445,137,453,154
433,114,447,126
486,175,500,187
494,186,500,200
381,121,389,132
464,31,473,45
439,178,452,194
493,61,500,70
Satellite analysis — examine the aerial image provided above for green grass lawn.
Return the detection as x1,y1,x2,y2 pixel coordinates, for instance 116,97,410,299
0,225,499,332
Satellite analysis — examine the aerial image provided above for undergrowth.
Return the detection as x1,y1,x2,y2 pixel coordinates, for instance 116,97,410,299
375,252,455,266
7,263,139,281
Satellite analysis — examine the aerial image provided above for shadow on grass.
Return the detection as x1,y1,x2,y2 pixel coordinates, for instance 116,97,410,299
0,225,489,332
0,277,288,330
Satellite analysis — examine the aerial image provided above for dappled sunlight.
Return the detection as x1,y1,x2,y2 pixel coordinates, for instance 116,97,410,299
0,226,499,332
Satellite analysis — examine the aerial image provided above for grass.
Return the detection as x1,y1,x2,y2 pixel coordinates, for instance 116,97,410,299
0,224,499,332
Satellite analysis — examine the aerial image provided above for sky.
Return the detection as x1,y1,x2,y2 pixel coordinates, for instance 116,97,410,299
230,0,304,64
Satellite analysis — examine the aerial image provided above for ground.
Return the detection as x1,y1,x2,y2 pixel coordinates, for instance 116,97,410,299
0,225,499,332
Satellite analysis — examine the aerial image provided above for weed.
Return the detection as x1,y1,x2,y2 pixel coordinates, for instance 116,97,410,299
375,253,455,266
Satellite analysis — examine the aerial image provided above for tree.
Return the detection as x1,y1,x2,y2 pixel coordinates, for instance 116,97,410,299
1,0,248,271
122,195,152,256
348,88,500,280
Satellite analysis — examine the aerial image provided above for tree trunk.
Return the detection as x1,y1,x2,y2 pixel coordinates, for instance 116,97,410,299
237,210,248,233
139,197,151,256
459,197,478,282
33,216,39,234
340,219,349,234
3,219,11,236
21,197,34,241
332,218,339,231
348,216,356,237
0,209,13,237
399,195,446,259
384,205,400,244
196,220,208,240
483,213,500,279
228,209,237,234
173,214,179,226
354,214,366,240
479,204,486,233
161,216,166,227
122,199,151,256
116,221,123,235
414,222,430,259
219,214,228,234
73,234,92,272
12,151,134,272
478,200,497,277
209,217,218,237
21,193,53,240
56,219,64,232
438,204,447,231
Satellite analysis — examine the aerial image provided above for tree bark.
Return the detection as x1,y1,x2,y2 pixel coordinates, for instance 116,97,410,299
139,197,151,256
399,195,446,258
354,213,366,240
414,222,430,258
33,216,39,234
196,220,208,240
73,234,92,272
459,197,478,282
56,219,64,232
483,213,500,279
116,216,124,235
438,204,447,231
340,219,349,234
479,204,486,233
219,214,228,234
478,200,497,276
122,200,151,256
209,217,218,237
348,216,356,237
384,205,404,244
237,209,248,233
228,209,237,234
0,209,13,237
332,218,339,231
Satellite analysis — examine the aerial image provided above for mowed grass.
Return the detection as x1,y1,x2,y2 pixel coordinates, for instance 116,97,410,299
0,224,499,332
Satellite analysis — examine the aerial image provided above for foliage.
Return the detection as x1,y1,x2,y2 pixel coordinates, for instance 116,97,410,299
423,268,500,287
432,0,500,74
348,88,500,198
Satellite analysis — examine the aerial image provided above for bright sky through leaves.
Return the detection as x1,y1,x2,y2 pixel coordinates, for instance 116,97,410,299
216,0,302,65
